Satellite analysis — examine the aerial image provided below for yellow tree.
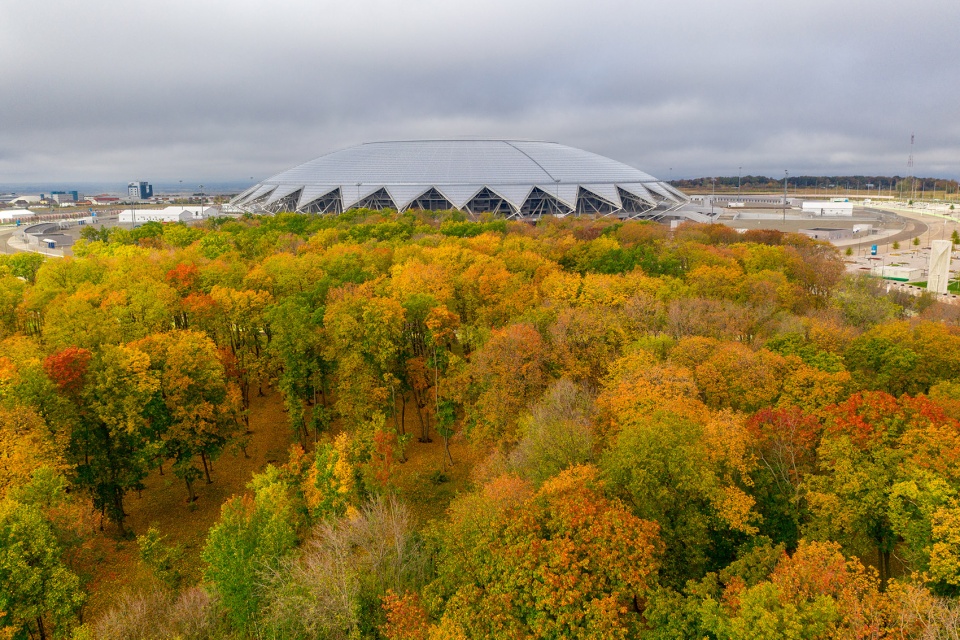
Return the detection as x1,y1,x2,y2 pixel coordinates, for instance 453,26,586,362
323,283,405,432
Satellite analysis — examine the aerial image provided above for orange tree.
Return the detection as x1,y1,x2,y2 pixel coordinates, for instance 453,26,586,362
464,322,547,446
424,466,660,639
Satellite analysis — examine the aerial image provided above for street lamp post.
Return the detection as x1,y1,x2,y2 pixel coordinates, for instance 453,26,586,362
738,166,742,199
711,177,716,215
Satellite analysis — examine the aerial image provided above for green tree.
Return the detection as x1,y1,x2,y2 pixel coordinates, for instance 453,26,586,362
2,252,45,283
266,297,328,444
57,344,159,535
201,465,298,634
0,498,85,640
601,409,759,587
133,331,243,502
137,527,184,590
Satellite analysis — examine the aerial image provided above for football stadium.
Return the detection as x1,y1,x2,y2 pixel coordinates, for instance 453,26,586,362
233,139,688,218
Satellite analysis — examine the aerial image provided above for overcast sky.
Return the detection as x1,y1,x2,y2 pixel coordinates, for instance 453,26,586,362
3,0,959,186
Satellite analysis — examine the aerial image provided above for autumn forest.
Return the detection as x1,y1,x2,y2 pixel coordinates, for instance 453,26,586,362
3,210,960,639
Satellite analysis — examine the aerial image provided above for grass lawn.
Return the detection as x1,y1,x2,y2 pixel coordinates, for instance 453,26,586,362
907,281,960,292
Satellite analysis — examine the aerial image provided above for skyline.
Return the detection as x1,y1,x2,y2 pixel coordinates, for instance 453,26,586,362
3,0,959,183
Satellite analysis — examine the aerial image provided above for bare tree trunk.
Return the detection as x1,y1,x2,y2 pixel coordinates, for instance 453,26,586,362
200,452,213,484
36,616,47,640
879,548,891,591
421,408,431,443
113,492,127,537
443,435,454,467
185,478,196,503
390,385,401,434
411,386,429,442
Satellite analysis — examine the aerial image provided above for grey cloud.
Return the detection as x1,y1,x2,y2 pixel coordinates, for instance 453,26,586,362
1,0,959,184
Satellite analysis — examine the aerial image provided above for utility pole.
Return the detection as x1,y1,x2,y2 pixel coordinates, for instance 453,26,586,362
738,166,742,199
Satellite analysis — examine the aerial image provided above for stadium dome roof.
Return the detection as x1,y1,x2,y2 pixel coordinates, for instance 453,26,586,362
234,139,687,217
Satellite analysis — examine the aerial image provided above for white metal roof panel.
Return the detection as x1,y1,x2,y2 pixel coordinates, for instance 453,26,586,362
264,184,302,206
296,185,339,210
241,184,276,204
646,182,680,203
580,184,622,208
384,185,431,210
435,185,484,209
536,183,579,208
618,183,659,206
487,184,534,208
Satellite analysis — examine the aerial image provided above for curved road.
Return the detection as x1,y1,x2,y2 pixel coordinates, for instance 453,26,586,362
882,218,927,246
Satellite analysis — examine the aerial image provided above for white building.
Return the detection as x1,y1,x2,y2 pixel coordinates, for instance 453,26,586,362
871,265,923,282
0,195,42,206
0,208,37,222
802,201,854,216
118,205,221,224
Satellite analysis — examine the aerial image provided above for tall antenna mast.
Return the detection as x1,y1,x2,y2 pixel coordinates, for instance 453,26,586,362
908,132,915,201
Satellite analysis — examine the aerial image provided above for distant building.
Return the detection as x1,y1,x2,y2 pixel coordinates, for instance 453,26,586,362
0,194,42,206
51,190,79,204
88,195,121,205
0,208,37,222
128,181,154,200
799,227,853,241
119,205,221,224
801,201,854,216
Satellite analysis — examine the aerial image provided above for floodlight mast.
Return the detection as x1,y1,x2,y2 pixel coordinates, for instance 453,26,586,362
783,170,788,221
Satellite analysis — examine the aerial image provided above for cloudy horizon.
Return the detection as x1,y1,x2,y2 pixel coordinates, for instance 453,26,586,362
3,0,959,185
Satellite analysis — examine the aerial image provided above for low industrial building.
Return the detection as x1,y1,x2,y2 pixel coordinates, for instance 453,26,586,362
802,201,854,216
118,205,221,224
0,208,37,222
871,265,923,282
799,227,853,241
88,195,121,205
